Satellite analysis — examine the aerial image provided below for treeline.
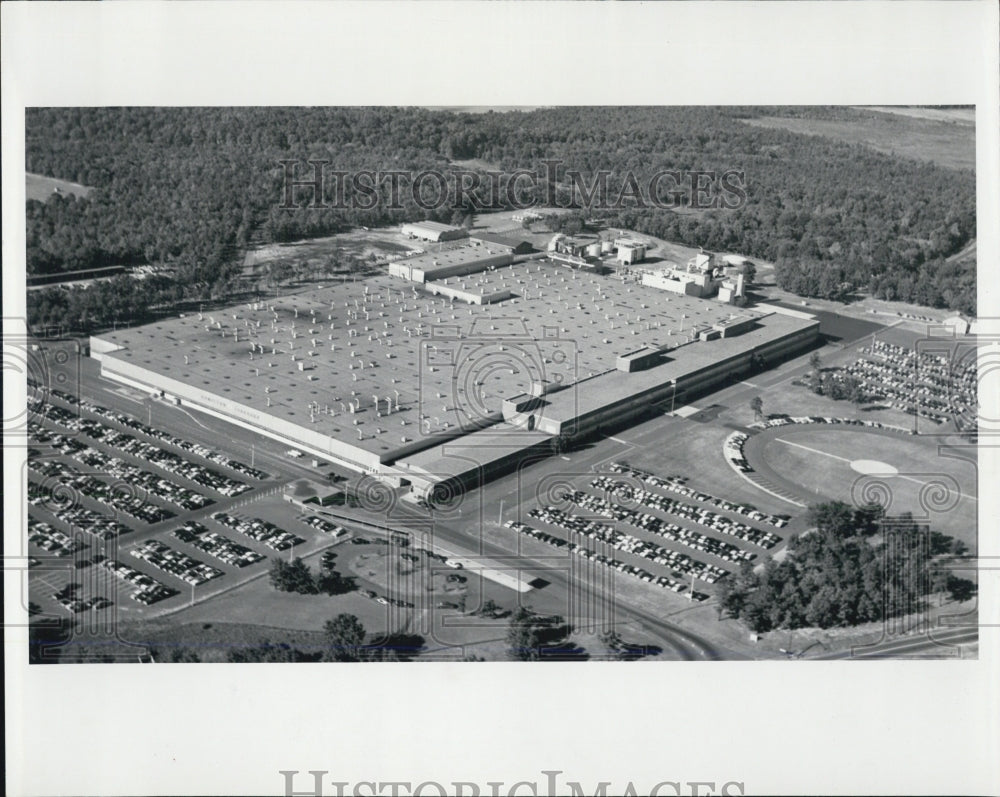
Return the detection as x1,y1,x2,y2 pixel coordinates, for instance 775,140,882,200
25,107,484,280
26,106,976,327
717,501,973,633
27,274,186,334
499,107,975,313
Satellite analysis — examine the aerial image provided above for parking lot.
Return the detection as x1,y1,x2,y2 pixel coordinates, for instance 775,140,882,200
837,339,977,430
507,459,794,603
25,390,346,620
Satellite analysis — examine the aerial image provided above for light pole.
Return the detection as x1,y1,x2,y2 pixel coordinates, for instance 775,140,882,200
498,498,504,525
670,380,677,415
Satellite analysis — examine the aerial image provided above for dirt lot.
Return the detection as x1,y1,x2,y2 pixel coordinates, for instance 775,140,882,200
243,228,423,283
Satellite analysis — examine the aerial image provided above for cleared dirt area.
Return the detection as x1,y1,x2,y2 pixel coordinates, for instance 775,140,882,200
740,112,975,171
450,157,500,172
244,229,420,269
26,172,93,202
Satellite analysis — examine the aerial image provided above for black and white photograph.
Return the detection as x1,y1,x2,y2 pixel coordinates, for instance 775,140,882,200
19,104,982,664
4,3,998,796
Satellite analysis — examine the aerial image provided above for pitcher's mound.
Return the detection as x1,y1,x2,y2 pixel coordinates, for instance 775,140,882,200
850,459,899,476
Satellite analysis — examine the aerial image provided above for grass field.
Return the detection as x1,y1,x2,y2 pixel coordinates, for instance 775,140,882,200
740,112,975,171
755,427,977,545
859,106,975,125
26,172,93,202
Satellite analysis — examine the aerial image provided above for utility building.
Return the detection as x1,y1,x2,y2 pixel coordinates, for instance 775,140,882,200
469,233,533,255
400,221,468,242
614,238,647,265
389,247,513,283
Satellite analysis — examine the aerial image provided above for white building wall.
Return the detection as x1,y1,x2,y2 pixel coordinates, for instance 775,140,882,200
88,335,124,362
97,355,383,472
641,272,688,295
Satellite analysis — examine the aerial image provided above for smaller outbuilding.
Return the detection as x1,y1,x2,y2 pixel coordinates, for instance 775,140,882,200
468,233,533,255
400,221,469,242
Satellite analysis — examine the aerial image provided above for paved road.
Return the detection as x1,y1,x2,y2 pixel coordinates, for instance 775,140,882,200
343,501,744,661
44,358,741,658
32,319,929,660
810,626,979,659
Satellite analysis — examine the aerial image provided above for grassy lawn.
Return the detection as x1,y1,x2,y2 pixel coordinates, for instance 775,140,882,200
756,427,977,545
626,419,791,514
740,113,975,171
26,172,93,202
120,620,331,662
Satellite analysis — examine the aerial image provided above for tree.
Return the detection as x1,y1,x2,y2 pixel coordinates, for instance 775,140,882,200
25,107,977,323
750,395,764,422
479,598,502,618
164,647,202,663
852,503,885,536
318,569,356,596
597,630,643,660
842,373,864,404
227,640,313,663
719,502,963,633
946,576,976,603
808,501,855,537
506,607,544,661
323,613,368,662
809,351,822,373
269,557,317,594
827,376,847,401
716,578,745,619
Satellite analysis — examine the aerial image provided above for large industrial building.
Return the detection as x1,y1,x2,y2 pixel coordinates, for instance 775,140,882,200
388,246,513,283
468,233,533,255
640,250,746,304
400,220,468,242
90,256,819,499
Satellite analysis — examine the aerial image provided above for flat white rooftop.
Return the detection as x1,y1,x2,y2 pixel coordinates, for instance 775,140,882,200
94,262,784,460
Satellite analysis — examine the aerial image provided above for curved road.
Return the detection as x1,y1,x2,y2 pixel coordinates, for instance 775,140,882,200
350,502,744,661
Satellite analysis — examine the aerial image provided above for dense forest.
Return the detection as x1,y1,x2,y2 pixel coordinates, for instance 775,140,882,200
717,501,973,633
26,106,976,334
